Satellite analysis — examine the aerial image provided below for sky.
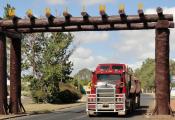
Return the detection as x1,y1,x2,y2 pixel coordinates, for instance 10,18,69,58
0,0,175,75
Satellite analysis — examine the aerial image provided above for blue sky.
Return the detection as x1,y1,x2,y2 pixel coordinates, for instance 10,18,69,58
0,0,174,17
0,0,175,75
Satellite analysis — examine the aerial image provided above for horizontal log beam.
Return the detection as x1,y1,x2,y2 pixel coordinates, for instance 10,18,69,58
5,31,22,39
3,22,174,33
0,14,173,29
0,28,22,39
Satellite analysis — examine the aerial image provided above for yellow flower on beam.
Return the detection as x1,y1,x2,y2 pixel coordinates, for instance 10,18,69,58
99,4,106,12
8,8,15,17
119,4,125,11
138,3,143,10
45,8,51,17
26,9,33,17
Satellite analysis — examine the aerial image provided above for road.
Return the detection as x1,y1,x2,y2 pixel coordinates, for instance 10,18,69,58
17,94,154,120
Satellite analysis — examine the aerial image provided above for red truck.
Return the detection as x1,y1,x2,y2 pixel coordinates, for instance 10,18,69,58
86,63,141,116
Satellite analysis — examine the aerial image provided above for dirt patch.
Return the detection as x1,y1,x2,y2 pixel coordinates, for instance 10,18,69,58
0,102,85,120
24,102,85,114
171,99,175,111
145,115,175,120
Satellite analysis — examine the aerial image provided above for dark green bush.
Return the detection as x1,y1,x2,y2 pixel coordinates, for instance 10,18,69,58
57,83,82,103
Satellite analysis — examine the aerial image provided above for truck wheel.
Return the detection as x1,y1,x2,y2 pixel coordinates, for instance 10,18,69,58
135,95,140,108
137,95,140,108
87,111,96,117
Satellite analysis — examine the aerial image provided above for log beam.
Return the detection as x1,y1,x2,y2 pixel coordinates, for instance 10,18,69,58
81,12,89,19
2,22,174,33
0,14,173,29
4,31,22,39
155,20,170,115
0,33,8,114
0,28,22,39
9,37,25,114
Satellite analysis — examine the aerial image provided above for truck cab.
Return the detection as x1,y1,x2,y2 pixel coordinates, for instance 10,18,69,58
86,63,141,116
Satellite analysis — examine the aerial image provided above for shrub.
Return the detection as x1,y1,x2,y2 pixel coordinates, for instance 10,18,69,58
32,90,48,103
57,83,82,103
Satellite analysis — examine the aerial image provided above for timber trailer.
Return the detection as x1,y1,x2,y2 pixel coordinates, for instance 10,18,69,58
86,64,141,116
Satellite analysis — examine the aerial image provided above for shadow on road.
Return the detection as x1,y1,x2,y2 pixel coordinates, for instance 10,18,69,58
126,106,149,118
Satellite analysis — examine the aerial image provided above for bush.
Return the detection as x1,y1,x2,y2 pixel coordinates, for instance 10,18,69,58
32,90,48,103
57,83,82,103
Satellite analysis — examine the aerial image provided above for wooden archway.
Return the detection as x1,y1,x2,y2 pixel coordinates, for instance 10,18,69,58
0,7,174,115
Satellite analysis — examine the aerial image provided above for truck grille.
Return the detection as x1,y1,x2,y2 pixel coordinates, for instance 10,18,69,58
97,88,115,103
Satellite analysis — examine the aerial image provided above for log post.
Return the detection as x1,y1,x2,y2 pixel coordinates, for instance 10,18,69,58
155,20,170,115
9,37,24,114
0,33,8,114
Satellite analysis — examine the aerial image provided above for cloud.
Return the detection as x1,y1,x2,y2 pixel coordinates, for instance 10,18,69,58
70,7,175,75
72,47,92,59
112,7,175,69
81,0,114,6
70,47,103,75
45,0,67,5
145,7,175,53
128,61,143,70
114,30,155,61
70,47,118,75
73,31,109,45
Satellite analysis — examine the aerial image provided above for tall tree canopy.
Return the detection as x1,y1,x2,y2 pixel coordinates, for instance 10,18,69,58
134,58,155,91
22,32,74,103
134,58,175,91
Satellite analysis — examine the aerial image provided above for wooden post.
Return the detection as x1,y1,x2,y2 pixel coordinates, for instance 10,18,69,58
9,37,24,114
0,33,8,114
155,20,170,114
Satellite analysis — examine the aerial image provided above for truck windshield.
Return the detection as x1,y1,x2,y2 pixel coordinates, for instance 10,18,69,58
97,74,121,81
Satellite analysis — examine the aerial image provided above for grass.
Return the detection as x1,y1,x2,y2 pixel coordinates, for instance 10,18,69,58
24,102,84,114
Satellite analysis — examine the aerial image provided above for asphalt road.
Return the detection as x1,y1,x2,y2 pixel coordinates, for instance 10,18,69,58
16,94,154,120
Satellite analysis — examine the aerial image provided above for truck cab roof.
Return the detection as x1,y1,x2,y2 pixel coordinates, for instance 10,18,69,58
95,63,127,74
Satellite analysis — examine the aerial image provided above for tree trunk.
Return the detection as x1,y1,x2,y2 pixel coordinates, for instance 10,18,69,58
0,33,8,114
9,38,24,114
155,28,170,114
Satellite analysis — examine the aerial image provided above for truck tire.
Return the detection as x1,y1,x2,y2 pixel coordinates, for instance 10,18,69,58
137,95,140,108
135,95,140,108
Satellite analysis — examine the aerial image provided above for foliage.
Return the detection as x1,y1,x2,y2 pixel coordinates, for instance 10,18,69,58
134,58,155,91
73,68,92,86
134,58,175,91
57,83,82,103
70,68,92,94
170,60,175,75
170,60,175,87
22,32,75,103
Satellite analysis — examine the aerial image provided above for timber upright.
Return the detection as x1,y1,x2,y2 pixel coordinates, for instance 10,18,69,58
86,64,141,116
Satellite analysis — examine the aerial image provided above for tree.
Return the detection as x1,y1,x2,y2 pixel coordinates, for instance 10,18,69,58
74,68,92,86
134,58,155,92
134,58,175,92
40,32,74,103
22,33,47,78
22,32,75,103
